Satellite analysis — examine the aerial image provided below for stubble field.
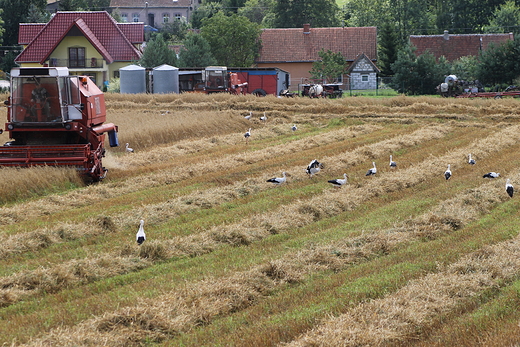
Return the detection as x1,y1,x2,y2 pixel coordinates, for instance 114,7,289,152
0,92,520,346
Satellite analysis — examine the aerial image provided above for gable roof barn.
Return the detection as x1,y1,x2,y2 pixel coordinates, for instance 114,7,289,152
256,25,378,64
409,31,514,61
16,11,143,64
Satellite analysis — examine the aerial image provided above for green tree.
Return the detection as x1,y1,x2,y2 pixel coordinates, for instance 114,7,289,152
483,0,520,34
309,49,346,83
273,0,339,28
238,0,275,25
476,39,520,85
191,3,223,29
391,44,449,94
200,12,261,67
139,34,177,68
342,0,390,28
0,0,46,46
378,20,400,76
162,16,190,42
177,33,217,67
0,50,19,73
451,56,479,81
111,7,122,22
0,9,5,45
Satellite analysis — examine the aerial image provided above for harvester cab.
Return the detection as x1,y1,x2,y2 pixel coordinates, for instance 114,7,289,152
2,67,118,182
203,66,229,92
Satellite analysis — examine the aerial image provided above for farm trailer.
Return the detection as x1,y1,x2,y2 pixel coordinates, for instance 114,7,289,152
1,67,119,182
178,67,291,96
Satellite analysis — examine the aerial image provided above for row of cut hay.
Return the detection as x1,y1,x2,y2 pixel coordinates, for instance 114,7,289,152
0,124,459,309
283,231,520,346
0,166,83,205
0,255,151,307
0,216,116,262
0,123,383,227
105,93,520,118
106,122,382,170
0,125,508,308
17,171,520,346
0,125,494,272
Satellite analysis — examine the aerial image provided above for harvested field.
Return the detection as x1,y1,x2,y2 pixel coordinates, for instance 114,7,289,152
1,93,520,346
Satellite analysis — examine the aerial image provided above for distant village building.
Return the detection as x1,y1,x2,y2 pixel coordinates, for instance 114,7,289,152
346,53,380,90
16,11,143,89
409,31,514,61
256,24,378,90
109,0,200,29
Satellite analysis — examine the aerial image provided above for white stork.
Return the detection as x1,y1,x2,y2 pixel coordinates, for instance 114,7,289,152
267,172,287,186
260,112,267,122
506,179,514,197
245,111,252,120
483,172,500,179
125,143,134,153
468,154,476,165
328,173,348,188
389,155,397,168
444,164,452,180
305,159,323,178
244,128,251,143
292,124,297,131
136,219,146,245
366,162,377,176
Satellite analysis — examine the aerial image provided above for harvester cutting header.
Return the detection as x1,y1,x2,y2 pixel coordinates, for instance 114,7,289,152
2,67,118,181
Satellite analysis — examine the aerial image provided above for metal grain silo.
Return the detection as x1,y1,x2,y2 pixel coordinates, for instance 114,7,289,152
120,64,146,94
152,64,179,94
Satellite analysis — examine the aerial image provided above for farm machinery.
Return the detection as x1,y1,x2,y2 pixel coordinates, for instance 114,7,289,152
203,66,248,94
1,67,119,181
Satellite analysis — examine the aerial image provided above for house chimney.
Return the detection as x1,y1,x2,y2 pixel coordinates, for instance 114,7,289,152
443,30,449,40
303,23,310,34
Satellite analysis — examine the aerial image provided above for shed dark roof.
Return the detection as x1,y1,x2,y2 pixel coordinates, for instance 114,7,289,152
16,11,143,64
409,32,514,61
256,26,377,63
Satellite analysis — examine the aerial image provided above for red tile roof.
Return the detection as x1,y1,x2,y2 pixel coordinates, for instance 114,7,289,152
16,11,143,64
409,32,514,61
18,24,46,44
256,26,377,63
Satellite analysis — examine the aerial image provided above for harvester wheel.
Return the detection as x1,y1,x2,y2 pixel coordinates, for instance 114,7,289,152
251,88,267,97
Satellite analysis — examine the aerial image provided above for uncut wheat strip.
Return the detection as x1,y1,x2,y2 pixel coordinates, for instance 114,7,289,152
15,174,517,346
282,233,520,347
0,124,382,226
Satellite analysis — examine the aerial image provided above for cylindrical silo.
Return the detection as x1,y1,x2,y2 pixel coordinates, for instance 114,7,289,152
152,64,179,94
120,65,146,94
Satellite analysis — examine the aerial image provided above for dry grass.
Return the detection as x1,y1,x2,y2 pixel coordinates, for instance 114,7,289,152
2,93,520,347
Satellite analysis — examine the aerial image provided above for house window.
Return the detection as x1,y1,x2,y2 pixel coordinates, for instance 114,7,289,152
121,13,128,22
114,71,120,79
174,13,182,20
163,13,170,23
69,47,85,68
361,75,369,82
133,13,140,22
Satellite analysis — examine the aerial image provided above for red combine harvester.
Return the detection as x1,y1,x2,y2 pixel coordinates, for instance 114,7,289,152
1,67,118,181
